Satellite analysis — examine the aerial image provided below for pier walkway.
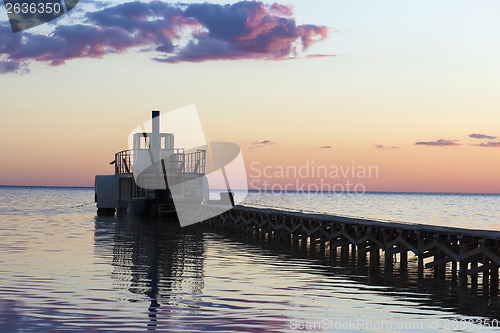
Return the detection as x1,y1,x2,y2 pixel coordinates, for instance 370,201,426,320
204,205,500,291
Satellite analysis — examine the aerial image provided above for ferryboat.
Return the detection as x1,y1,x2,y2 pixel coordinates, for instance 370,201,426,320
95,111,234,221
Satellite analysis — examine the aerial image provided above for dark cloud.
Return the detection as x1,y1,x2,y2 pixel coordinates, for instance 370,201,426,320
0,1,331,73
161,2,329,63
252,140,276,146
319,145,331,149
469,133,497,140
306,54,336,59
0,60,20,73
415,139,461,147
249,140,276,149
473,141,500,148
375,144,399,149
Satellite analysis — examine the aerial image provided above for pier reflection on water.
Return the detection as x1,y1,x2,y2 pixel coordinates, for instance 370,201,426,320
94,215,500,332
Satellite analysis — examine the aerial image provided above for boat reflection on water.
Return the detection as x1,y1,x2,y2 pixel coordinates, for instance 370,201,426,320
94,216,205,330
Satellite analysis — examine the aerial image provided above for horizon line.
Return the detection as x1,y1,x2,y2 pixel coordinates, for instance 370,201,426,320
1,185,499,195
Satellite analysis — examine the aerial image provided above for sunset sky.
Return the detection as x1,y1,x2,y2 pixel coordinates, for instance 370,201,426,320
0,0,499,192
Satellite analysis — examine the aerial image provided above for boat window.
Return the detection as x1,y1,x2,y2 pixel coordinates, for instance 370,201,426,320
140,136,149,150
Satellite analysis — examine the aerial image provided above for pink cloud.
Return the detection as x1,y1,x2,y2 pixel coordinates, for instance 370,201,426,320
270,3,294,17
469,133,497,140
306,54,336,59
249,140,276,149
0,1,332,73
252,140,276,145
375,144,399,149
473,141,500,148
415,139,461,147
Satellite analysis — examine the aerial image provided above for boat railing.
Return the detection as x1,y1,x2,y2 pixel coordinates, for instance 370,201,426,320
114,150,132,175
114,149,206,175
185,150,206,174
169,149,206,174
169,150,185,173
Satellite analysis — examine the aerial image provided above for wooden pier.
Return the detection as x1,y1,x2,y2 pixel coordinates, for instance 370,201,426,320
204,205,500,292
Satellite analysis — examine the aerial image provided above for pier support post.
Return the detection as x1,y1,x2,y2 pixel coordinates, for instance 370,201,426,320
319,238,325,259
483,258,491,295
341,244,349,264
400,250,408,273
491,263,499,295
283,232,291,248
292,232,300,248
459,238,468,287
370,243,380,267
357,242,367,266
301,232,308,256
384,250,393,277
471,259,478,289
417,235,425,280
222,206,500,294
330,242,337,265
253,225,260,242
434,239,446,281
383,231,393,277
451,260,457,283
350,244,357,266
310,235,317,257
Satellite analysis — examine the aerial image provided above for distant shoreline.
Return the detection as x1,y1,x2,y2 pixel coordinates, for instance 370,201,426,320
0,185,93,189
245,189,500,195
0,185,498,195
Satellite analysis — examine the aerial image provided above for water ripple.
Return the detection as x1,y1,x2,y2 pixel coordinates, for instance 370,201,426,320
1,187,500,331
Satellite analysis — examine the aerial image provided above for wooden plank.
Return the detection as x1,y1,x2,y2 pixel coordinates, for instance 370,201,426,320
341,229,357,245
421,250,436,259
331,239,351,248
425,256,452,269
358,244,371,254
330,230,343,239
299,224,311,235
357,235,369,244
422,241,437,253
385,237,399,249
491,264,499,288
368,234,384,249
459,247,481,261
398,236,418,255
434,240,459,261
480,246,500,266
320,227,333,240
387,246,405,256
468,263,489,276
308,226,320,236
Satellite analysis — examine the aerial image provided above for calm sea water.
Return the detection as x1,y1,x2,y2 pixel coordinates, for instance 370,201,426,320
240,191,500,231
1,186,500,332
